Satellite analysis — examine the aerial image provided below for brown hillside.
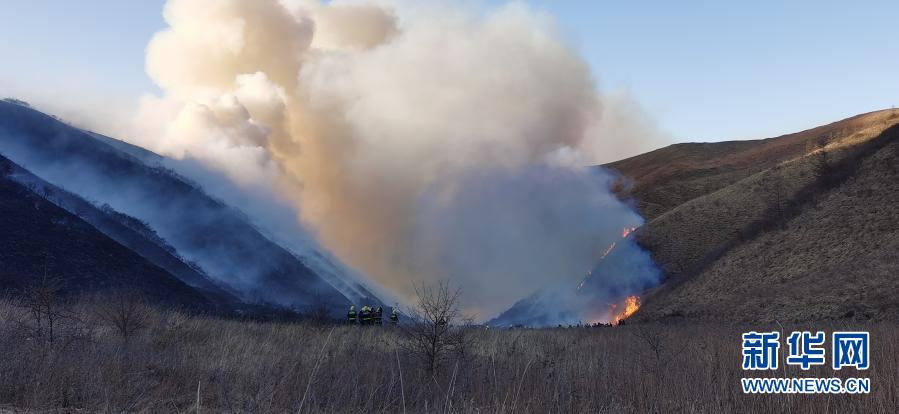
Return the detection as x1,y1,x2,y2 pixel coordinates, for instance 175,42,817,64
605,109,899,322
608,109,899,220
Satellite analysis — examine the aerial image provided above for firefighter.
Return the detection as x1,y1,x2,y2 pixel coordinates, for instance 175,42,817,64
374,306,383,325
360,305,372,325
390,307,399,324
347,305,357,324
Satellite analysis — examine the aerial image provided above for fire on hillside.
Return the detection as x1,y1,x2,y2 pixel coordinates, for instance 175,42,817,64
577,226,642,325
611,295,641,325
577,226,638,292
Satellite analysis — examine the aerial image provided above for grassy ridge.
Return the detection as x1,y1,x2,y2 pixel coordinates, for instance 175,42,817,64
636,122,899,323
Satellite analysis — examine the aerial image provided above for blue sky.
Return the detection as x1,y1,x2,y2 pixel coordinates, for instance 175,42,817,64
1,0,897,145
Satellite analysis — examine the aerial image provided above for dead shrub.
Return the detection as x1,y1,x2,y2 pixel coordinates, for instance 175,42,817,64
92,290,152,339
400,281,472,373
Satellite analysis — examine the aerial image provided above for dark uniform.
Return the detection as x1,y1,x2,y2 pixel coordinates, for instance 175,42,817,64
360,306,372,325
390,308,399,324
347,306,357,324
374,307,383,325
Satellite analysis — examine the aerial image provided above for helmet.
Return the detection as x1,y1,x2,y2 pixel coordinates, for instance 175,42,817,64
350,305,355,310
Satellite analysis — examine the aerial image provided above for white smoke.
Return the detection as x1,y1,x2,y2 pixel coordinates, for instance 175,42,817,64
129,0,661,320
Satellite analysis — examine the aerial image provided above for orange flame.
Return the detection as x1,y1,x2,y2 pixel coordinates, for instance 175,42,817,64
576,226,637,292
576,241,617,292
578,226,643,324
611,295,640,326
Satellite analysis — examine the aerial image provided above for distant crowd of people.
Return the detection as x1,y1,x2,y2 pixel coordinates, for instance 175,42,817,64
347,305,399,325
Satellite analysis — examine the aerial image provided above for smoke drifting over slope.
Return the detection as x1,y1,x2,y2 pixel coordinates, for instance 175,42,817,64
129,0,660,320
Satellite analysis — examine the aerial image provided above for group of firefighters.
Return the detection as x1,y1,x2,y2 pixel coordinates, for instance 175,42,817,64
347,305,399,325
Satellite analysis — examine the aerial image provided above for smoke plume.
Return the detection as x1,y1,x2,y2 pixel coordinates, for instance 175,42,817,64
129,0,660,320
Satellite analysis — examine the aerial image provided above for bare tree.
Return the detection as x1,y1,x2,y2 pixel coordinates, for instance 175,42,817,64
93,290,151,339
629,324,685,376
401,280,470,372
17,275,69,344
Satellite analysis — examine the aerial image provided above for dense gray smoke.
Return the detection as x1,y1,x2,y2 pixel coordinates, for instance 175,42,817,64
127,0,661,320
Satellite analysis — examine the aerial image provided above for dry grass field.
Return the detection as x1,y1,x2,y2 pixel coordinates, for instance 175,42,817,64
0,296,895,413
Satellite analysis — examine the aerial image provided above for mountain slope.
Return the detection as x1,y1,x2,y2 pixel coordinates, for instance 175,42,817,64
3,155,239,304
0,100,382,313
605,109,899,322
0,156,210,306
608,110,899,220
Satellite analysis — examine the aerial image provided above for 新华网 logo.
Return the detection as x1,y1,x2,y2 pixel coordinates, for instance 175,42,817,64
740,330,870,394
